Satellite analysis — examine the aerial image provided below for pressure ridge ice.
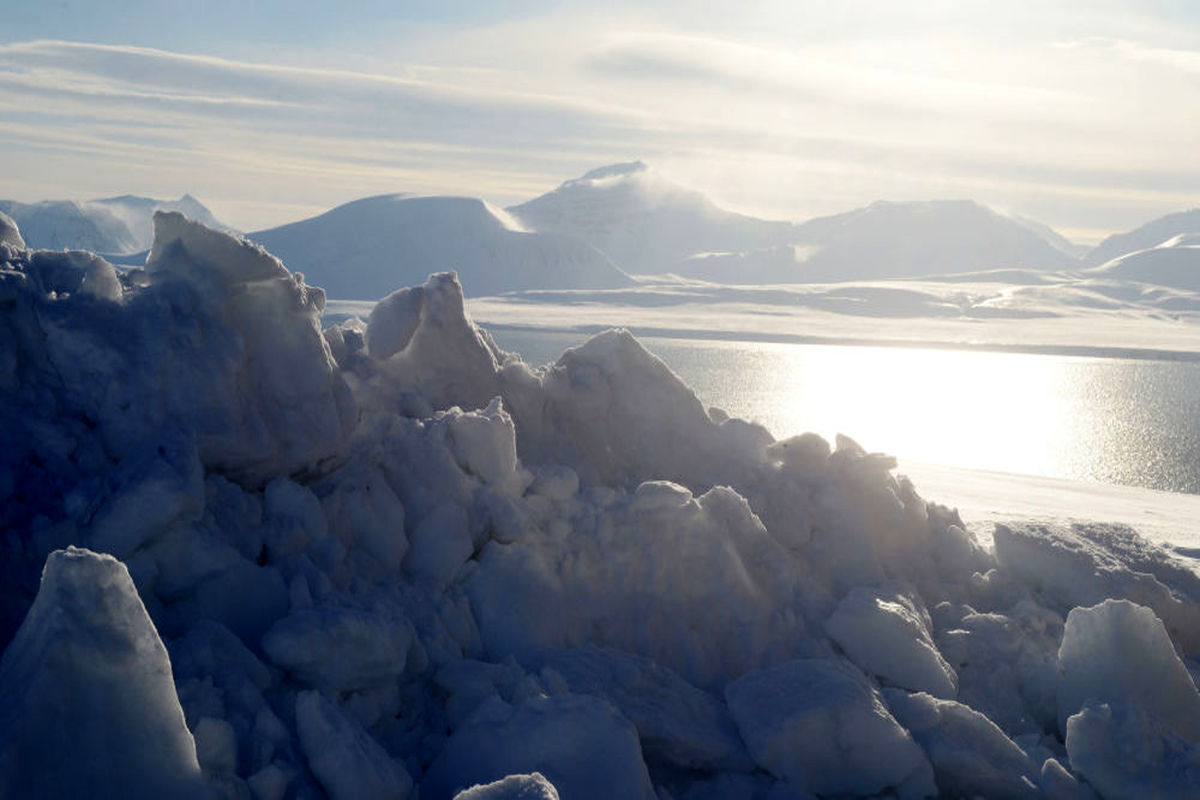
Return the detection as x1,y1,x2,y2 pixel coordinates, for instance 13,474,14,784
2,212,1200,798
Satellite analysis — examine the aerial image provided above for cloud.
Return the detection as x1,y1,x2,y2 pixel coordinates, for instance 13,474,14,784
3,0,1200,236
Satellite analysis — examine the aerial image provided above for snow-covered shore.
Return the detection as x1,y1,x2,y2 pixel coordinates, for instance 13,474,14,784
3,211,1200,798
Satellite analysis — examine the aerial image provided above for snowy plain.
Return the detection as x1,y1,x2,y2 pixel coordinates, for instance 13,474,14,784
5,208,1200,798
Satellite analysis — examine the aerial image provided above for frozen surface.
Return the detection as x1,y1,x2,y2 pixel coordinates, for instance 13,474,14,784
3,212,1200,797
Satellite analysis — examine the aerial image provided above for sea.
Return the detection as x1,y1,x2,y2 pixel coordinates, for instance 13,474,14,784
485,327,1200,497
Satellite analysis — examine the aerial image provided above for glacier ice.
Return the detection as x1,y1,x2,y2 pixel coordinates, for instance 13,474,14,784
2,211,1200,797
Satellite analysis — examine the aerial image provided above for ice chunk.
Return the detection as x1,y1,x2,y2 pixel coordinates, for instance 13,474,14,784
542,645,752,771
936,602,1061,736
368,284,425,360
1066,701,1200,798
0,211,24,249
884,689,1040,798
147,210,288,286
262,606,412,692
421,694,655,800
193,716,238,776
446,397,527,495
404,502,474,589
452,773,559,799
368,272,504,412
316,462,408,572
825,584,957,698
87,428,205,559
296,690,413,800
467,483,809,689
0,547,207,799
1056,599,1200,738
725,658,935,798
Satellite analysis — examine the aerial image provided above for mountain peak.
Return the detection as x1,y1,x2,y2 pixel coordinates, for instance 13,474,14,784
570,161,649,185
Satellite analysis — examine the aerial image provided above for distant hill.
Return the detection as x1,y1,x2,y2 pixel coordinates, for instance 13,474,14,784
670,199,1080,283
507,162,796,275
1086,233,1200,291
248,194,631,299
1085,209,1200,266
0,194,227,255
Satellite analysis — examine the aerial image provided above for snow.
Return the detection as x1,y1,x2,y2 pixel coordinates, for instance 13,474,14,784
5,211,1200,797
249,194,630,299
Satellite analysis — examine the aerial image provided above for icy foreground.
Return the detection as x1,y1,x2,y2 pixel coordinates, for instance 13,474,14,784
2,213,1200,798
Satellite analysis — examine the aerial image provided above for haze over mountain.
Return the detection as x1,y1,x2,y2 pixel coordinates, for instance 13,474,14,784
1086,209,1200,267
507,162,797,275
248,194,631,299
0,195,225,255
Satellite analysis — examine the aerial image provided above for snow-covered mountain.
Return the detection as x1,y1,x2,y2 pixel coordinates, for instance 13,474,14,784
249,193,631,299
510,165,1079,283
507,162,797,275
0,194,226,254
1086,209,1200,266
672,199,1079,283
1087,233,1200,291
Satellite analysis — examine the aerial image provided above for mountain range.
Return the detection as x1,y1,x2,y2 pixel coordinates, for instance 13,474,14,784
247,194,630,299
0,195,227,255
7,165,1200,298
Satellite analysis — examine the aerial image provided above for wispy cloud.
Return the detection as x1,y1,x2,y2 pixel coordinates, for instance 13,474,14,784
3,0,1200,236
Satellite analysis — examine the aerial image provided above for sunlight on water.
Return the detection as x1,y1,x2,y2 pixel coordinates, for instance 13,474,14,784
488,328,1200,495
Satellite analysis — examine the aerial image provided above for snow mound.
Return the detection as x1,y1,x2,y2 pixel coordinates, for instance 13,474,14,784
250,194,630,299
5,215,1200,796
0,547,207,799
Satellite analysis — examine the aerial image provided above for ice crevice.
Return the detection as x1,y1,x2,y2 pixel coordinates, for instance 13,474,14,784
1,212,1199,797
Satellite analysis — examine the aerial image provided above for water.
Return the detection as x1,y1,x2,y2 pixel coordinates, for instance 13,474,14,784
487,327,1200,495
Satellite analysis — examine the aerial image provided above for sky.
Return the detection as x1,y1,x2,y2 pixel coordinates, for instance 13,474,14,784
2,1,1200,242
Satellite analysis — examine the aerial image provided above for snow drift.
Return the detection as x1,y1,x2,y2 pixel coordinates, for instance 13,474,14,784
2,212,1200,798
